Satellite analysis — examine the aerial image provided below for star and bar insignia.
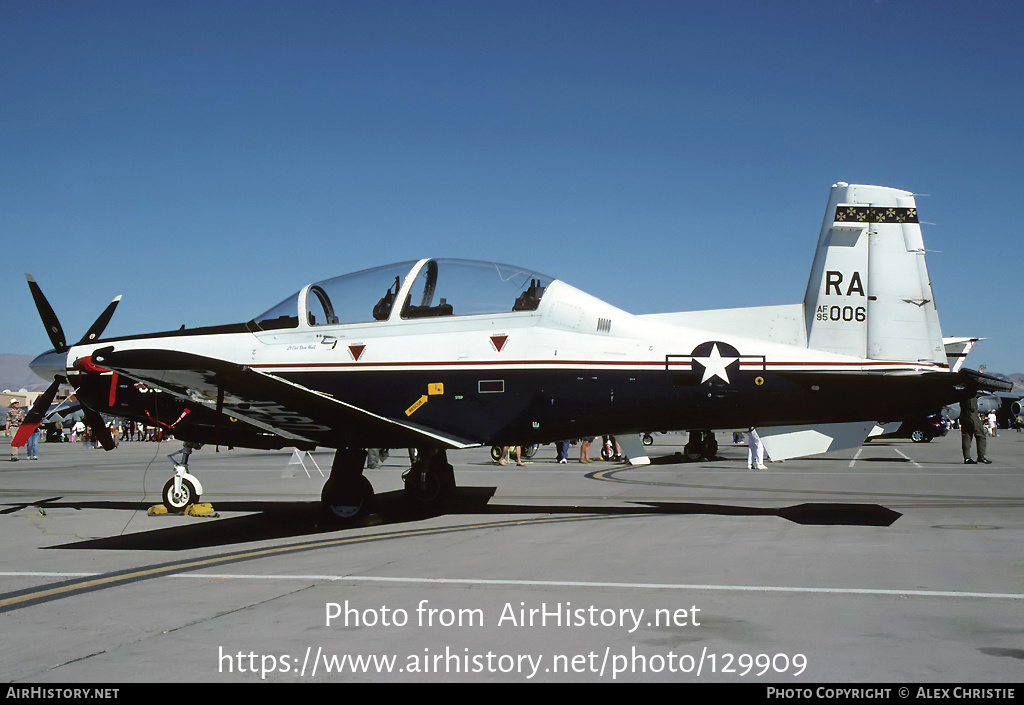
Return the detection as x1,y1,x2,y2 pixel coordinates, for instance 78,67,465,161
691,343,738,384
834,205,918,224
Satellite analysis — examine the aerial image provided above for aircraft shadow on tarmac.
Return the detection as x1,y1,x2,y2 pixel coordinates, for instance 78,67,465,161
17,486,903,552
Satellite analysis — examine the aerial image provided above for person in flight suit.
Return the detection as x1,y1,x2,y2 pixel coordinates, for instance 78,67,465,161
960,396,991,464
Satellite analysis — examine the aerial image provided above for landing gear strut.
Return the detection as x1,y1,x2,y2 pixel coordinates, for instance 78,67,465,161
162,442,205,511
403,448,455,509
321,448,375,519
683,431,718,461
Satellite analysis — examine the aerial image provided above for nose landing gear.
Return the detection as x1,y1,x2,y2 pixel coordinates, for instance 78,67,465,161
161,442,205,512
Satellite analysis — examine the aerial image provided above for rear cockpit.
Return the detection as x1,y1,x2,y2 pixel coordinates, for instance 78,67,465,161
250,259,552,331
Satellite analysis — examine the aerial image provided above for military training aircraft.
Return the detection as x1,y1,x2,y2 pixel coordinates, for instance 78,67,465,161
17,183,1012,518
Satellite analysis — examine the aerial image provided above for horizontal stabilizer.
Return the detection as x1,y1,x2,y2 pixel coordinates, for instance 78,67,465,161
757,421,876,461
943,337,983,373
959,368,1014,394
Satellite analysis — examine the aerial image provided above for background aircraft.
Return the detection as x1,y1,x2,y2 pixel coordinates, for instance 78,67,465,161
16,183,1012,518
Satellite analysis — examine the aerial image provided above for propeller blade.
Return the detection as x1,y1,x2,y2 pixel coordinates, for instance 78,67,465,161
77,295,122,346
83,407,117,451
25,274,67,353
11,379,61,448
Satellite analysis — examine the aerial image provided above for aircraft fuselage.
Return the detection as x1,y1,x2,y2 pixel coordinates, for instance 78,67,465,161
60,274,959,452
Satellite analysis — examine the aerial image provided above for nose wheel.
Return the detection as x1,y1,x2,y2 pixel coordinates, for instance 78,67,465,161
161,443,204,512
162,475,199,511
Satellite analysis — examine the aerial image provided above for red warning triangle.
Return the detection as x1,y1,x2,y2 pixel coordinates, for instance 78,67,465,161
349,344,365,361
490,335,508,352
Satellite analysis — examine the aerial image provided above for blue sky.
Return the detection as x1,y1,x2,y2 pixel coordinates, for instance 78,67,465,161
3,0,1022,374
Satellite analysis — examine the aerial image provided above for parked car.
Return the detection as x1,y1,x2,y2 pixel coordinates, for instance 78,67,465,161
878,414,950,443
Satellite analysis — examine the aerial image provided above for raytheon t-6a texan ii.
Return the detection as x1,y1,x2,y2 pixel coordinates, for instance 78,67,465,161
19,183,1012,518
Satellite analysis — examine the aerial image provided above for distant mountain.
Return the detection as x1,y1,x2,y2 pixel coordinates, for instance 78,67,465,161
986,372,1024,391
0,354,48,393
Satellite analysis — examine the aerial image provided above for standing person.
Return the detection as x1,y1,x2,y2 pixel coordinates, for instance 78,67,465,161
554,440,570,464
747,427,767,470
988,411,998,437
6,400,26,461
960,396,991,464
498,446,523,466
609,436,623,461
26,427,40,460
579,436,593,463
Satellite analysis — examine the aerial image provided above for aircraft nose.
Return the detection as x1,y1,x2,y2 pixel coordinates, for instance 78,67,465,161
29,349,68,382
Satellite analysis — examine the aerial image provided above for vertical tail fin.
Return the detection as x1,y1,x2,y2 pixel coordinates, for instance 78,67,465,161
803,183,946,365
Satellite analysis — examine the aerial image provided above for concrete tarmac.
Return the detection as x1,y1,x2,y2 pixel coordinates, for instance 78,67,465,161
1,431,1022,683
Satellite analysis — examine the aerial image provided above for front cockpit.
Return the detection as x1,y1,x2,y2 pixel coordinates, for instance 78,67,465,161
249,259,552,332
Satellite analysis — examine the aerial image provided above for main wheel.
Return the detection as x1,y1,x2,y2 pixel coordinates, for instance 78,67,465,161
321,475,374,519
404,467,444,503
404,453,456,509
162,477,198,511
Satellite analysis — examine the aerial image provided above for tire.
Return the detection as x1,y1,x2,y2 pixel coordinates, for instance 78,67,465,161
404,468,444,503
642,434,654,446
910,429,927,443
703,439,719,460
162,477,198,511
403,459,455,510
321,475,374,519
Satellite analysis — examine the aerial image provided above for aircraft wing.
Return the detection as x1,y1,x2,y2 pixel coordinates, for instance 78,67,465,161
90,347,480,450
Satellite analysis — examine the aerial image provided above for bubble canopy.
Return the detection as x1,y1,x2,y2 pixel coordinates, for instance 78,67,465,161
250,259,552,331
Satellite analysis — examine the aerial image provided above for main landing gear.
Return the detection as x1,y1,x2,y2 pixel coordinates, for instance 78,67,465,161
320,447,457,519
321,448,375,519
162,442,205,511
683,430,719,461
158,443,458,520
402,449,455,509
